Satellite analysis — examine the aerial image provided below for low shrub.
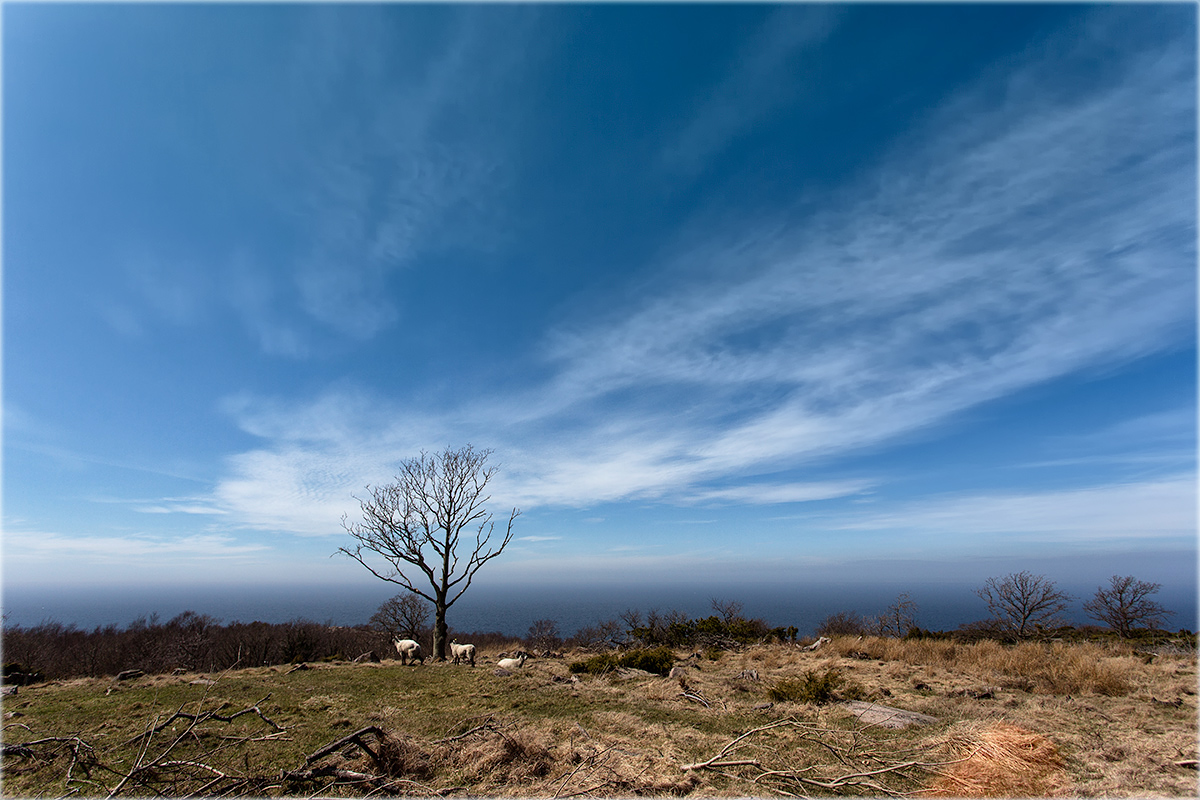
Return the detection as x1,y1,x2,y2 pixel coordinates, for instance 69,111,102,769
769,668,847,704
619,646,676,675
569,653,619,675
568,646,677,676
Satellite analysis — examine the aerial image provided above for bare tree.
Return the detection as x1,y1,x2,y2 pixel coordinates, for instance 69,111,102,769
976,571,1073,639
369,593,431,642
339,445,519,661
816,610,869,638
710,598,745,624
873,593,919,638
527,619,561,652
1083,575,1174,638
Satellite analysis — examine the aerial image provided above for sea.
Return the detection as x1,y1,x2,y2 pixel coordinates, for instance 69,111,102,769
3,579,1196,637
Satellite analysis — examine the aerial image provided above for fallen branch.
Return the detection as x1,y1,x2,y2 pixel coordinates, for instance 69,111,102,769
680,716,956,796
552,745,616,798
303,725,387,772
433,716,515,746
683,758,761,771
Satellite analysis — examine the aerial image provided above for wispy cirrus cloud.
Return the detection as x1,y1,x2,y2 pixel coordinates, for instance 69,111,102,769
660,5,842,178
832,474,1196,543
518,17,1193,488
279,5,533,342
98,6,538,355
1020,407,1197,470
5,529,268,562
193,12,1193,537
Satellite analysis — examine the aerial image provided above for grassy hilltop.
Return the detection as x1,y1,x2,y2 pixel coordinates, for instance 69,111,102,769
2,636,1196,797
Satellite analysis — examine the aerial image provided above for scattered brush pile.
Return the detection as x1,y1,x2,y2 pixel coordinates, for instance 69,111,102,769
297,717,696,797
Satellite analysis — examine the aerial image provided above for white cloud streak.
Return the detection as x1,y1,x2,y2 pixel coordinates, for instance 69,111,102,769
833,475,1196,541
5,529,268,562
660,5,842,178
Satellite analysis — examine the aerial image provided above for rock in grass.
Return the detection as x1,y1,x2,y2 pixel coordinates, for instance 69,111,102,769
843,700,939,729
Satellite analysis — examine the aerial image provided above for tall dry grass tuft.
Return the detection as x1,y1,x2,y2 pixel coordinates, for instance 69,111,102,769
454,728,559,786
376,733,436,780
920,721,1073,797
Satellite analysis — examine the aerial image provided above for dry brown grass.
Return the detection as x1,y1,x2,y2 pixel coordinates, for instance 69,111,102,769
828,635,1136,696
920,721,1072,797
4,638,1195,797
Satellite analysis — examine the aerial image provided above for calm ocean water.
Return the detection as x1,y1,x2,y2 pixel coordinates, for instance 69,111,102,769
4,580,1196,636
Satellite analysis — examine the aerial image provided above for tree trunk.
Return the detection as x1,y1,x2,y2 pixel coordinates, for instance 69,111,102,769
433,604,449,662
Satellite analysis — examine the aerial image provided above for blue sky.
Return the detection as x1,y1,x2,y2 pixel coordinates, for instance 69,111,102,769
4,4,1196,604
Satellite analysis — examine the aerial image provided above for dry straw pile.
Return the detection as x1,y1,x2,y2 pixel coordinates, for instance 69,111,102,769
921,721,1072,797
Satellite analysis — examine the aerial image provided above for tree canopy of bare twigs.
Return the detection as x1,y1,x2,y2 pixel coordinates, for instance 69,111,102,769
976,571,1073,639
339,445,519,661
370,593,431,643
527,619,561,652
710,598,745,625
1083,574,1174,638
817,610,869,638
873,593,919,638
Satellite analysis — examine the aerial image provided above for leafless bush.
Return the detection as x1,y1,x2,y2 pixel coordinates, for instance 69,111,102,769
977,571,1073,640
817,610,870,637
566,618,624,650
526,618,562,652
369,593,432,642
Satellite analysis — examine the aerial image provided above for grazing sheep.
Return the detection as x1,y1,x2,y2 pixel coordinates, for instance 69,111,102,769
393,638,424,665
496,652,527,670
450,640,476,666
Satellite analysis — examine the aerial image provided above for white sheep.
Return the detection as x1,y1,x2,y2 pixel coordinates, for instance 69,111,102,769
496,652,527,670
393,638,424,665
449,639,476,666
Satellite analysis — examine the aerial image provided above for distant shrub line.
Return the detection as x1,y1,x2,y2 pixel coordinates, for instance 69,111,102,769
4,577,1193,681
3,614,540,681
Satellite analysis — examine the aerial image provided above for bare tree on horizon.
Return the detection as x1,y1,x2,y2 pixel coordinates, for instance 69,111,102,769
976,570,1073,639
339,445,519,661
1084,575,1174,638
